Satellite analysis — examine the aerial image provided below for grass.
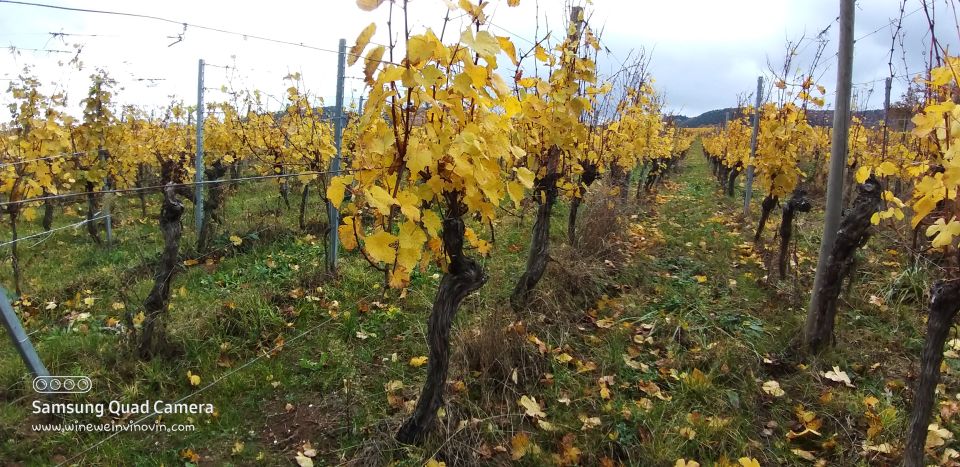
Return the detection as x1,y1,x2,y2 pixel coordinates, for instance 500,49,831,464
0,140,954,466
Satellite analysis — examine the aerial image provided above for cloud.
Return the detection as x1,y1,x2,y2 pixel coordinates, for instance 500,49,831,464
0,0,956,118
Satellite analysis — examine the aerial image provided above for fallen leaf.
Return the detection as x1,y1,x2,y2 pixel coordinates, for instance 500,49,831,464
294,452,314,467
927,423,954,449
579,414,601,430
822,366,854,388
519,395,546,419
511,432,530,460
409,356,428,367
762,380,785,397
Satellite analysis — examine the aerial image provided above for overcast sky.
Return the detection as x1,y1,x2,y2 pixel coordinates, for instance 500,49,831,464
0,0,957,118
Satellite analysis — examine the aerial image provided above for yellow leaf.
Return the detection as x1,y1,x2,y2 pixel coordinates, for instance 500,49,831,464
738,458,761,467
464,62,487,88
511,432,530,460
498,36,518,65
406,145,433,175
762,380,785,397
515,167,535,188
327,175,353,207
229,235,243,246
424,459,446,467
396,190,421,222
534,45,549,62
507,180,525,208
502,95,521,117
822,366,854,388
519,395,546,418
930,66,955,86
913,194,939,227
409,356,428,367
675,460,700,467
349,23,376,66
927,423,954,449
339,216,358,250
693,275,707,283
927,218,960,248
791,449,816,461
421,210,443,238
181,449,200,462
364,229,397,264
580,414,602,430
364,45,385,84
187,371,201,387
460,28,500,58
295,452,314,467
475,240,492,256
537,419,557,431
356,0,386,11
406,35,434,66
855,166,871,184
365,185,398,216
507,0,519,5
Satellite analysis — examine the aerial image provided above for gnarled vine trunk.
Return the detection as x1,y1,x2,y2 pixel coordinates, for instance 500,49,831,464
197,162,227,252
903,279,960,467
136,164,148,218
42,198,54,232
396,196,487,445
511,147,560,312
635,162,649,201
726,162,742,196
568,161,599,245
85,181,102,245
137,185,184,359
754,194,778,242
777,188,811,278
803,176,881,353
8,210,21,296
298,183,310,230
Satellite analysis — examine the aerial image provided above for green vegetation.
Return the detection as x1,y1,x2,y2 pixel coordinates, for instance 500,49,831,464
0,142,946,465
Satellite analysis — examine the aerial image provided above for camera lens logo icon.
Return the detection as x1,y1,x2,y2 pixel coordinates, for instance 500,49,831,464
33,376,91,394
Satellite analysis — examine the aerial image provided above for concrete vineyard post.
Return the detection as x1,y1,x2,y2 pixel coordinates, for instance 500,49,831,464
743,75,763,216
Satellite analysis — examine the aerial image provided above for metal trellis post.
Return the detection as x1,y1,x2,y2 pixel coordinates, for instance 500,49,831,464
0,285,48,377
743,75,763,216
326,39,346,274
194,58,205,234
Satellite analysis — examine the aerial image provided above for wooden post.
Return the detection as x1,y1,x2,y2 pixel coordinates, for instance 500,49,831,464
805,0,856,351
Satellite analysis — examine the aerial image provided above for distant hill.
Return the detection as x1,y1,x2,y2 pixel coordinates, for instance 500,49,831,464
678,107,912,129
677,108,738,128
